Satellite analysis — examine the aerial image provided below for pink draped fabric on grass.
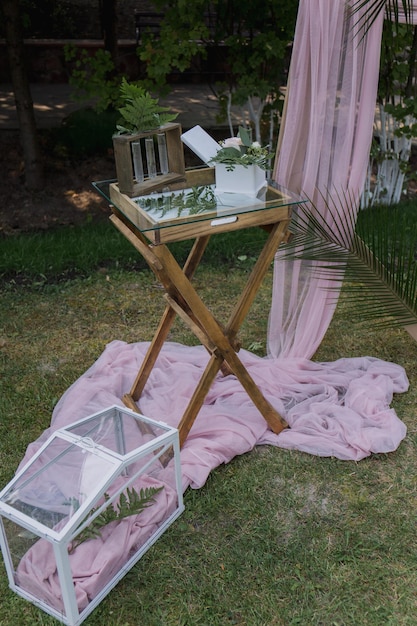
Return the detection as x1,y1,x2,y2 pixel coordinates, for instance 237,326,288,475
15,338,408,611
16,473,179,613
20,341,408,483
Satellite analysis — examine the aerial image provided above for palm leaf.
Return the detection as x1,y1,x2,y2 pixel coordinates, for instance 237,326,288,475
351,0,413,21
281,192,417,330
351,0,414,37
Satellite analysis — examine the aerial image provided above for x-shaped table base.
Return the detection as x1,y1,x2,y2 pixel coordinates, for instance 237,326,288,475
110,210,290,448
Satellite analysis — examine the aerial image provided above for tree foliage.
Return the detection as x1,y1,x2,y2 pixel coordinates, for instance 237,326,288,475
362,8,417,206
138,0,298,133
64,46,121,113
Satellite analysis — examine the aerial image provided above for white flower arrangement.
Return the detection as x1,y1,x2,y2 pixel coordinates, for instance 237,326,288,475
209,126,273,171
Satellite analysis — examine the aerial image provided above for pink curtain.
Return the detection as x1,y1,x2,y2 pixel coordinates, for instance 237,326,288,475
268,0,385,358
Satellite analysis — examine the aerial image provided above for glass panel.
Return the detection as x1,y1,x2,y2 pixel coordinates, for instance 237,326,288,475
131,141,144,183
65,407,167,455
2,517,65,614
2,438,116,533
0,441,182,618
157,133,169,174
2,516,41,572
67,443,180,608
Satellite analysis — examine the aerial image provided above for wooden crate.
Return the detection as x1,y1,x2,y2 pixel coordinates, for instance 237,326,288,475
112,123,186,197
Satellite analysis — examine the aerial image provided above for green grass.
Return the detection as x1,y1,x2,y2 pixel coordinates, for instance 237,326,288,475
1,223,417,625
0,220,268,284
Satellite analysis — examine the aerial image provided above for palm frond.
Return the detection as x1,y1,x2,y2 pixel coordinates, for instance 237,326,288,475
350,0,414,38
281,193,417,330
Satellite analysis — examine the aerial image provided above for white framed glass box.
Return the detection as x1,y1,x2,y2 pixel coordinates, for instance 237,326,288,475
0,406,184,626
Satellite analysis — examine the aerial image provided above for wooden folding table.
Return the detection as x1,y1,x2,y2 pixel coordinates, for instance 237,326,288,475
94,169,303,447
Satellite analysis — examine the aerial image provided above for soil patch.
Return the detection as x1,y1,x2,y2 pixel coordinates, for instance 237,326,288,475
0,130,117,235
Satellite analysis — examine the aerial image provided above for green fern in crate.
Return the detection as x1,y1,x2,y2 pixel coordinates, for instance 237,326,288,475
116,78,178,134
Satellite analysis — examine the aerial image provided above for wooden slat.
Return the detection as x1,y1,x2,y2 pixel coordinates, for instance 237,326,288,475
177,353,224,447
226,219,290,342
112,123,186,197
124,235,211,402
164,294,218,355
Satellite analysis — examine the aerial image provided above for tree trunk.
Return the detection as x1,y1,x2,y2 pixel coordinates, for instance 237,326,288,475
3,0,44,191
100,0,119,69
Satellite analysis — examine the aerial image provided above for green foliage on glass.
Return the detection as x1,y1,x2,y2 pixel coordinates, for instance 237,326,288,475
70,485,163,553
139,185,217,217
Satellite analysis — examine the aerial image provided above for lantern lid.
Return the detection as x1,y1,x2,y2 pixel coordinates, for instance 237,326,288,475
0,406,177,540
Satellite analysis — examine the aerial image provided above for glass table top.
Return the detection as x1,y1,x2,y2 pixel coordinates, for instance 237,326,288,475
92,172,305,236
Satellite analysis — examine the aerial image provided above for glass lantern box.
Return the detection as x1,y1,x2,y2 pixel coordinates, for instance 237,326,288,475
0,406,184,626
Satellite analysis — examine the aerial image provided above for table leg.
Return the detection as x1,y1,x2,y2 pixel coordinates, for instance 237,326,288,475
110,211,291,446
177,352,224,447
226,220,289,342
110,212,211,410
151,223,290,442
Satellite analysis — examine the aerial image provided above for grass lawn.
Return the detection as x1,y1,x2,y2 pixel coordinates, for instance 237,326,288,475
1,222,417,625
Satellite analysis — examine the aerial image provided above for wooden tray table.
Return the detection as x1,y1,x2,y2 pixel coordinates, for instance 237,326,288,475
93,170,304,447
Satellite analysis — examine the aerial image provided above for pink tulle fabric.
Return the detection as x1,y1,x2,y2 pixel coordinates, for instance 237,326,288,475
20,340,408,481
16,474,178,613
14,338,408,611
269,0,385,358
17,334,408,611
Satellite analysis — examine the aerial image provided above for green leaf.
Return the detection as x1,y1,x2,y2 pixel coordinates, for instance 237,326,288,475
351,1,415,37
116,78,178,134
238,126,252,147
69,485,163,553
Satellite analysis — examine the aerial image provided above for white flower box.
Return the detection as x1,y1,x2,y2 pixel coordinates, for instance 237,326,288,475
0,406,184,626
215,163,267,196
